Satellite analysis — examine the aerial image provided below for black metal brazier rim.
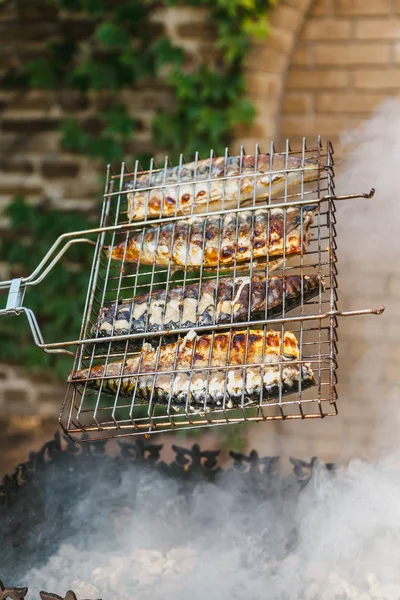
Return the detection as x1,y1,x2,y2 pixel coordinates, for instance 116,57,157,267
0,432,336,600
0,582,98,600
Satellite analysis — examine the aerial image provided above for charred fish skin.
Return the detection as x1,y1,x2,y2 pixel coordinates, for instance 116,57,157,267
107,205,317,269
125,154,320,221
91,274,324,343
70,330,316,409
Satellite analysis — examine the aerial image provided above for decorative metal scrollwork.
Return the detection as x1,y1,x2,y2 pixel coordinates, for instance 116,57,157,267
0,581,28,600
0,585,100,600
39,590,101,600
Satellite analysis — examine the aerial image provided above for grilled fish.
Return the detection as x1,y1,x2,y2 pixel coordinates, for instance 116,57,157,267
92,274,324,340
107,205,317,270
125,154,320,221
69,330,315,409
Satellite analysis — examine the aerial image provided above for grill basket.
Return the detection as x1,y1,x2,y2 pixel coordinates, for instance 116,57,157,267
0,138,384,442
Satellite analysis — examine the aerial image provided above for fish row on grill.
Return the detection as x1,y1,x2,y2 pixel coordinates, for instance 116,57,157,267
107,205,317,270
91,274,324,342
125,153,320,221
69,330,315,409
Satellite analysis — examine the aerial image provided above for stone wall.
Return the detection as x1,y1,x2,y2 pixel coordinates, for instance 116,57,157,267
1,0,399,469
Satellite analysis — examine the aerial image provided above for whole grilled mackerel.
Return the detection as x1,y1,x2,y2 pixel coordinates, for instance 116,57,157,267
107,205,317,270
69,330,315,409
125,154,320,221
92,274,324,340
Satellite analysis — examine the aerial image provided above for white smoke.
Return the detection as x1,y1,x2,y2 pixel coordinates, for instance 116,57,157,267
19,405,400,600
334,98,400,459
337,98,400,265
247,97,399,463
6,101,400,599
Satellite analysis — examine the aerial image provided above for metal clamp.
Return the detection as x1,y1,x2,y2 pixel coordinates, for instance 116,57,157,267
5,277,25,312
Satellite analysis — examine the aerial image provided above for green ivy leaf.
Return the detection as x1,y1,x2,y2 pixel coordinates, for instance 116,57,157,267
115,2,149,26
118,47,150,79
48,0,84,10
150,38,184,70
89,61,121,91
81,0,106,15
101,105,136,140
25,58,57,89
59,119,89,154
227,97,255,126
95,22,131,50
242,15,270,39
87,135,124,163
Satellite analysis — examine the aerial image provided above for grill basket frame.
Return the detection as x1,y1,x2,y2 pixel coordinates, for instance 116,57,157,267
60,138,342,441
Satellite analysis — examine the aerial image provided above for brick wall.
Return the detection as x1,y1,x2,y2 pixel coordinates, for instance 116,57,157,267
1,0,399,469
0,2,213,225
281,0,400,147
0,0,215,465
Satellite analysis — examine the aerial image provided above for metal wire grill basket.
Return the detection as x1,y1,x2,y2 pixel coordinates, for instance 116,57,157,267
0,138,384,442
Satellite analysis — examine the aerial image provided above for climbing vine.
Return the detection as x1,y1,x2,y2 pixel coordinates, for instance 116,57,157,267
0,196,95,378
0,0,275,376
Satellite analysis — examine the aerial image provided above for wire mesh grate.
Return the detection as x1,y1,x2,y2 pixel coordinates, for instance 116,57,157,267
59,137,344,441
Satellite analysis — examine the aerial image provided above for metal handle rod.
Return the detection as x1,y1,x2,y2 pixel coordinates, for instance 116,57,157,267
8,303,384,356
29,238,96,287
336,306,385,317
0,187,377,290
0,238,96,290
110,162,323,183
0,238,97,357
0,306,75,356
97,188,376,229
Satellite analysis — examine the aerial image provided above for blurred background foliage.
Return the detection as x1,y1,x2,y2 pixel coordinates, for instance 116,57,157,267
3,0,272,163
0,196,95,378
0,0,274,444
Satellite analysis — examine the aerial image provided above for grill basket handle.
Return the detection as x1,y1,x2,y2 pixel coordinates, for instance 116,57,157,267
0,235,96,356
